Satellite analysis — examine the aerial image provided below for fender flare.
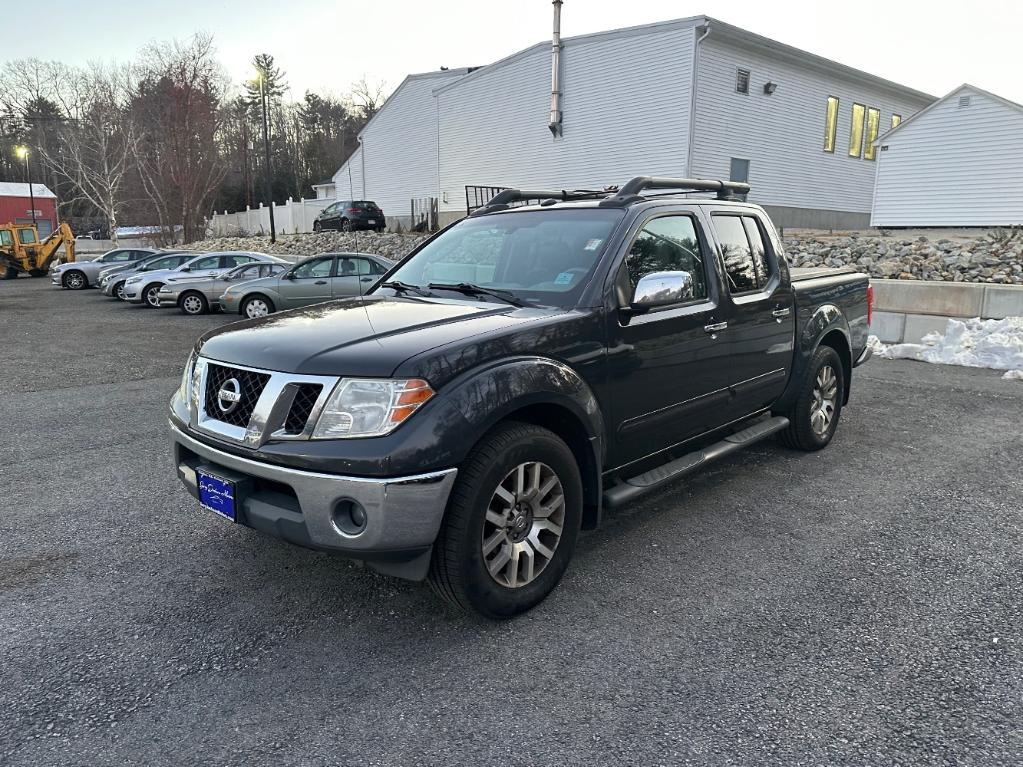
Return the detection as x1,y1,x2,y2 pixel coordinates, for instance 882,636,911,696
775,304,852,412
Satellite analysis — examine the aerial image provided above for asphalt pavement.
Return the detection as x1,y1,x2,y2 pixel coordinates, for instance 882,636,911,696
2,277,1021,766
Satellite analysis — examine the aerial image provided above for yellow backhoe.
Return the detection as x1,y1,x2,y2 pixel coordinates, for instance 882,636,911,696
0,222,76,279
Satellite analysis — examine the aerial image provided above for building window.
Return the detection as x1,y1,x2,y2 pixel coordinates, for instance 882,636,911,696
891,114,902,129
864,107,881,161
729,158,750,183
849,103,866,157
823,96,839,152
735,68,750,94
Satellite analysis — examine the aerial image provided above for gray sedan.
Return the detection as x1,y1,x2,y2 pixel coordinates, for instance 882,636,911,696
50,247,160,290
157,259,290,314
100,253,196,299
122,251,277,307
220,252,392,318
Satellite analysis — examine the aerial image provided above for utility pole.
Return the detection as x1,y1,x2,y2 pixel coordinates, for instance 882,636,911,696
258,71,276,243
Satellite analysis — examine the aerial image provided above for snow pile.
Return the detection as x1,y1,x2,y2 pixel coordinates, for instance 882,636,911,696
868,317,1023,379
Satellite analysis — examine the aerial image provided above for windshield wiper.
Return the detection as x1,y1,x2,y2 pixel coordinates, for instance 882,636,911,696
380,280,430,296
427,282,524,307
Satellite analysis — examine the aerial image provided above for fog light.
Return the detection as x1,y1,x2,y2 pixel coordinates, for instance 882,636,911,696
332,500,368,536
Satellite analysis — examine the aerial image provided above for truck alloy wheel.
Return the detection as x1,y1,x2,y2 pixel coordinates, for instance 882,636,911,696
777,345,844,451
63,271,86,289
428,422,582,617
482,461,566,588
810,365,839,436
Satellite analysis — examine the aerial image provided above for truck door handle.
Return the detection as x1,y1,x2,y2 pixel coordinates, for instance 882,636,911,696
704,322,728,333
772,308,791,317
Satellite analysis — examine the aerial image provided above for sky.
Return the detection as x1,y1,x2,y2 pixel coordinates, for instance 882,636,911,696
10,0,1023,105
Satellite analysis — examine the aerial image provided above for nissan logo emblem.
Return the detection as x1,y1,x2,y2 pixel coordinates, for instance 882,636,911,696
217,378,242,413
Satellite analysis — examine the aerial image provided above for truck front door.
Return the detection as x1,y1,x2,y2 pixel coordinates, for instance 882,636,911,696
606,211,735,469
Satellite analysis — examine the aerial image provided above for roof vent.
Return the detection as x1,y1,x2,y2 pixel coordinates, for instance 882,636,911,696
958,95,972,108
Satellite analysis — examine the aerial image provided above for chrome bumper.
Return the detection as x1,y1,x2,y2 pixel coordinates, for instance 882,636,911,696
171,423,457,574
854,344,873,367
157,292,180,307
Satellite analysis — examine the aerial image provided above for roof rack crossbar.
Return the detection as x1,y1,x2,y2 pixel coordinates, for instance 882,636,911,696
472,187,615,215
614,176,751,200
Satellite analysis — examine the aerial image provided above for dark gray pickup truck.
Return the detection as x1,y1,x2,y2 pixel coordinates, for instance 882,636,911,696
169,177,873,618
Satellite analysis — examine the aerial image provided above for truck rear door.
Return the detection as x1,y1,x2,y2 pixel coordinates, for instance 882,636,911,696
708,211,795,419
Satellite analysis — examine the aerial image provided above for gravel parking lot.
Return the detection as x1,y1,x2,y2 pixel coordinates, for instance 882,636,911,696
2,277,1022,766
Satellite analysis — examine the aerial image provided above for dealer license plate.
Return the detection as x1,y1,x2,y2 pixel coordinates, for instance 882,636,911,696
196,469,237,522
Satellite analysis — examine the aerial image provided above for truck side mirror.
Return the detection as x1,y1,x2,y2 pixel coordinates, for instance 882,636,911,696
627,271,695,314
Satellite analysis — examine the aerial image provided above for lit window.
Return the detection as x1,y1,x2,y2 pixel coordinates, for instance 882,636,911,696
823,96,839,152
891,114,902,129
864,107,880,161
736,69,750,95
849,103,866,157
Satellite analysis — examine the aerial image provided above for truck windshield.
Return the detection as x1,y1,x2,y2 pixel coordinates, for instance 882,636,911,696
379,208,624,308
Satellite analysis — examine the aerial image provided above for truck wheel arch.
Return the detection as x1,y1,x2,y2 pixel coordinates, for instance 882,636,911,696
422,356,605,530
776,305,853,413
818,329,852,405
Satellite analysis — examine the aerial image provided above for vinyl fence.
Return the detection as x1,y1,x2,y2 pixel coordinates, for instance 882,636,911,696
207,197,334,237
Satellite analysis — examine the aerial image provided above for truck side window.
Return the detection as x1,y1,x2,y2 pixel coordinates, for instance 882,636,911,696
742,216,771,285
713,215,758,293
623,215,707,302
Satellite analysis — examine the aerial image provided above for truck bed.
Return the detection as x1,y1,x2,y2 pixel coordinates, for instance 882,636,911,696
789,266,857,281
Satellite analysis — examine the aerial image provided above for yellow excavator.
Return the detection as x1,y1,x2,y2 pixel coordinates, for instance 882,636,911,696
0,221,76,279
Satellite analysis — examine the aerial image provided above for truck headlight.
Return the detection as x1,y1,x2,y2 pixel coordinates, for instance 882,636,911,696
177,350,197,402
312,378,434,439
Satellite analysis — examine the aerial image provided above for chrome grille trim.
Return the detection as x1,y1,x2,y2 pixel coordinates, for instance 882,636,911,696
190,357,339,447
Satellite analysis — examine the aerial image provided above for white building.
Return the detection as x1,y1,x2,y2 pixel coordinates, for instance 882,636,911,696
871,84,1023,227
334,14,934,230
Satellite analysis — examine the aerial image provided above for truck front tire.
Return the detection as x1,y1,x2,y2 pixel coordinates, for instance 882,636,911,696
428,421,583,618
778,345,844,451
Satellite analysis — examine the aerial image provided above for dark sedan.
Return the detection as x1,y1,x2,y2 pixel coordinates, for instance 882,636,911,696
313,200,385,233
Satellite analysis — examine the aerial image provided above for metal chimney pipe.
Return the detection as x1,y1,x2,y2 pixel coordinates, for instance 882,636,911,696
549,0,563,136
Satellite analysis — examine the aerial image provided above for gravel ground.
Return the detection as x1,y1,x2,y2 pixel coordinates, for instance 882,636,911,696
2,278,1022,766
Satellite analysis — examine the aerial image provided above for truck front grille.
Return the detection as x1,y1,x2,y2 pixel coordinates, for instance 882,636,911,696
204,363,271,428
284,383,323,434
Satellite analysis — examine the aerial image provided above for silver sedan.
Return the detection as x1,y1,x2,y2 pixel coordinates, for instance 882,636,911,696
157,260,290,314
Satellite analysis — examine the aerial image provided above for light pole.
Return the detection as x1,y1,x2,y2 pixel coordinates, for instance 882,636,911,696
256,70,276,243
15,145,36,228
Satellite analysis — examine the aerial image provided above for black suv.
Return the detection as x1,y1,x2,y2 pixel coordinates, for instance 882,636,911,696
170,176,872,618
313,200,385,232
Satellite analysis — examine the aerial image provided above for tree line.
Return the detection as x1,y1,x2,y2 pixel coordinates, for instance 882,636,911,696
0,34,382,243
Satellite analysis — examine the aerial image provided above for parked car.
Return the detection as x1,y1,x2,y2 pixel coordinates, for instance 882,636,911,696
312,200,385,232
122,252,277,308
50,248,160,290
158,259,290,315
100,252,194,300
169,176,872,618
219,252,391,318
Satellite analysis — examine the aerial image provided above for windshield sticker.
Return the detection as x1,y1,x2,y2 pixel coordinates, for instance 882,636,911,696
554,272,575,285
584,238,603,251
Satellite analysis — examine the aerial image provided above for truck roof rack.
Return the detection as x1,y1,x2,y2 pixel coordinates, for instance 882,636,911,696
469,177,751,215
608,177,751,204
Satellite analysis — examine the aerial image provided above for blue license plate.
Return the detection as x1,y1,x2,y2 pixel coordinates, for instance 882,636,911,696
196,469,237,521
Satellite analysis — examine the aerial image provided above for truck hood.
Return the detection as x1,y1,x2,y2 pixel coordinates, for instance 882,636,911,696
196,295,564,378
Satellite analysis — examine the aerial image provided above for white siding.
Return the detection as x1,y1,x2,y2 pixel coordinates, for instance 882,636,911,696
332,145,364,199
871,87,1023,226
690,35,931,214
436,22,697,213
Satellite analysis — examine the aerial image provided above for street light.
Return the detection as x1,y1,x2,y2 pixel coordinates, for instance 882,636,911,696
14,145,36,228
255,69,276,243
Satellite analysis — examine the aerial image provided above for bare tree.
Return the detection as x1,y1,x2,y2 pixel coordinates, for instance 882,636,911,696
37,64,136,244
350,76,387,120
131,33,229,243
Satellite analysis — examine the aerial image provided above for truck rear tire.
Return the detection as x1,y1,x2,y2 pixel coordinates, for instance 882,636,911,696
428,421,582,618
1,266,16,280
777,345,844,451
28,269,47,277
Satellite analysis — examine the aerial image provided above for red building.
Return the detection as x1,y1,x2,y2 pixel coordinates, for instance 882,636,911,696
0,182,58,236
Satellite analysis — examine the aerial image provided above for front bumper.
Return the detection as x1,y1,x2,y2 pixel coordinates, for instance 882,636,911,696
122,284,144,303
171,423,458,580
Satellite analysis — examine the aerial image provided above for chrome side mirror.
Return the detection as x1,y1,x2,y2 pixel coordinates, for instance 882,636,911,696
630,271,694,311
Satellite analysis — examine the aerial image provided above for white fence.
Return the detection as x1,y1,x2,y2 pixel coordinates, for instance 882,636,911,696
207,197,334,237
